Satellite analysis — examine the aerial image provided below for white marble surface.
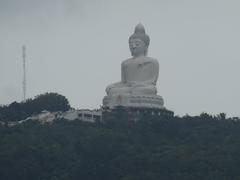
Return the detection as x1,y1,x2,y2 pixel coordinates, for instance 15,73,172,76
103,24,164,109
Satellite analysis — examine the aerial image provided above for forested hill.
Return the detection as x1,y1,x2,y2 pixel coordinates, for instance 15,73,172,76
1,111,240,180
0,92,71,122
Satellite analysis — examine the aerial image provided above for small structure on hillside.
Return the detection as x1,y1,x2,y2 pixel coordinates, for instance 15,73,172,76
3,109,103,127
63,109,102,122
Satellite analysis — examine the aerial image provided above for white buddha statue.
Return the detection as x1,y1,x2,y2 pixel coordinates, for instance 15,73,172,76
103,23,164,109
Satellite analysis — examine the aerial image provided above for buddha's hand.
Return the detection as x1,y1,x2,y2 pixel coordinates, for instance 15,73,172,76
106,86,111,92
106,84,114,93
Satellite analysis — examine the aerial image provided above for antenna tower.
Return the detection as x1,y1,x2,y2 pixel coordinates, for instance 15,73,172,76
22,45,26,101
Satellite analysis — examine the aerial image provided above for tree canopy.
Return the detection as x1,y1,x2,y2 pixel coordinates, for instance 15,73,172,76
0,111,240,180
0,92,70,122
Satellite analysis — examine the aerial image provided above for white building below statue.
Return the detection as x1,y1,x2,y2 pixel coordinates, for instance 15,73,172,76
2,109,102,127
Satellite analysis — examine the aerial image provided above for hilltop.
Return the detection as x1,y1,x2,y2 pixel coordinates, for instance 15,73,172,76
1,93,240,180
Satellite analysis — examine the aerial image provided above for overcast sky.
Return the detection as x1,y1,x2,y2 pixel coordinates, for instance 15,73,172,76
1,0,240,117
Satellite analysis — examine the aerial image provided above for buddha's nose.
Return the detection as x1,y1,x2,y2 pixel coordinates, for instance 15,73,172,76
131,45,137,49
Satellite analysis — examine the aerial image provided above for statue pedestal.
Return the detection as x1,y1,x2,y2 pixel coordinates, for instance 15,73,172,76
103,94,164,109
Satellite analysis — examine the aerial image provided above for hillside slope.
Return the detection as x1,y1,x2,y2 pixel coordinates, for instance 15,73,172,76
0,113,240,180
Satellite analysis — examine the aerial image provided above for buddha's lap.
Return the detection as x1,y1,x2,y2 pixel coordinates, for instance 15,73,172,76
108,85,156,95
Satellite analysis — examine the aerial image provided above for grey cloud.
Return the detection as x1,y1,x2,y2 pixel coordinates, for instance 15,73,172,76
1,0,240,117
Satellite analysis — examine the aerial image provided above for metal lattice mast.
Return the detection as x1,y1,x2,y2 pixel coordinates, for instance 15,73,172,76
22,45,26,101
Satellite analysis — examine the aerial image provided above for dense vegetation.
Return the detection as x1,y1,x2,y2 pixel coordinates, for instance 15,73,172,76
0,92,70,122
1,110,240,180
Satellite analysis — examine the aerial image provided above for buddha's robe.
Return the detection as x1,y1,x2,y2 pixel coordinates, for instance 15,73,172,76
106,56,159,96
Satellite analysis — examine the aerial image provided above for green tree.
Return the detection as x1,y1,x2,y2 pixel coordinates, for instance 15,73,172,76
0,92,70,122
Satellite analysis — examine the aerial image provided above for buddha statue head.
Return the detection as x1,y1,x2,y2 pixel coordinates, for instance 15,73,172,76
129,23,150,57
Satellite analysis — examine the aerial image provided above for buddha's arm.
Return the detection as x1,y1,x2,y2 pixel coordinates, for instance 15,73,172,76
121,62,126,83
105,62,126,94
152,59,159,85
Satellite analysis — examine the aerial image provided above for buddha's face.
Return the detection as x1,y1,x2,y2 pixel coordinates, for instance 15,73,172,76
129,38,147,57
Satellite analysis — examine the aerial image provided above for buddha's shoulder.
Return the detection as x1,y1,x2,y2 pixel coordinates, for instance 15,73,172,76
140,57,159,65
145,56,158,63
